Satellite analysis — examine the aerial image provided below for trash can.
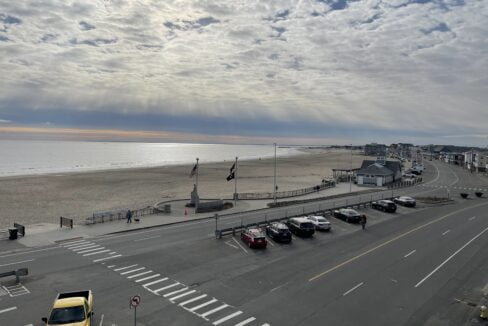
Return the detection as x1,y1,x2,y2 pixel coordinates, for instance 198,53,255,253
8,228,18,240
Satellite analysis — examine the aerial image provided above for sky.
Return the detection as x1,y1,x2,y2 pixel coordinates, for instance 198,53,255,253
0,0,487,146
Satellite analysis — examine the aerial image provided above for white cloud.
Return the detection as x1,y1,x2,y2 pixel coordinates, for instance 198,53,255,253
0,0,487,138
0,118,12,123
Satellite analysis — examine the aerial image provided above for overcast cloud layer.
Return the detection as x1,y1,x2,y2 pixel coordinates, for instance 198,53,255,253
0,0,487,145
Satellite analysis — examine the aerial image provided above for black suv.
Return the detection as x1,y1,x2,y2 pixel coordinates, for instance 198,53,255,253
372,200,397,213
286,217,315,237
266,222,292,243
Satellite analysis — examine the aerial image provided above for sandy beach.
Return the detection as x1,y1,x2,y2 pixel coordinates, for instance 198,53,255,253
0,149,371,229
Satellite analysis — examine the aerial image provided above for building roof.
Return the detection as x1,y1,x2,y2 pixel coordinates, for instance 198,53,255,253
358,160,402,176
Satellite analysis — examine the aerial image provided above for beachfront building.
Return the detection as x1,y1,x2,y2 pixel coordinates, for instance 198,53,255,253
356,157,402,187
364,143,387,157
464,150,488,172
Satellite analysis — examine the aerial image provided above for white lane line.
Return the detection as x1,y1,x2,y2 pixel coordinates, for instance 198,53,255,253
114,264,138,272
187,298,218,312
153,282,180,294
77,247,105,254
199,304,229,319
62,240,89,246
442,230,451,236
232,237,248,253
163,287,189,298
234,317,256,326
24,324,34,326
71,244,100,251
469,216,476,221
169,290,197,302
404,250,416,258
127,271,153,279
415,225,488,288
93,255,122,262
0,306,17,314
135,274,161,283
224,241,238,249
179,294,208,307
143,278,168,288
99,313,104,326
343,282,364,296
107,265,116,268
0,259,34,267
120,267,146,275
266,238,275,246
134,236,161,242
212,311,243,325
83,249,110,256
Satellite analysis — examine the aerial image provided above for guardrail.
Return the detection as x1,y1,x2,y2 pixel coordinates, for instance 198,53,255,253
86,206,156,225
60,216,73,229
238,181,335,200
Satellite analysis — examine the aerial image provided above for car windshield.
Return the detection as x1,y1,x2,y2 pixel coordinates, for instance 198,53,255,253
48,306,85,324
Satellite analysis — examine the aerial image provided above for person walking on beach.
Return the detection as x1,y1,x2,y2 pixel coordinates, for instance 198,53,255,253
360,214,367,230
126,209,132,223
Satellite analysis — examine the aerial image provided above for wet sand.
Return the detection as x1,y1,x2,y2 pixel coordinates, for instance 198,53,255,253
0,149,370,229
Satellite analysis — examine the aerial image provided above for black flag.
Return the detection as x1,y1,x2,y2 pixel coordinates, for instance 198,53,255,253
226,163,235,181
189,164,198,178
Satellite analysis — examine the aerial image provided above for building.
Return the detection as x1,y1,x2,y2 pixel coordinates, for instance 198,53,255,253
356,157,402,187
364,143,387,157
465,151,488,172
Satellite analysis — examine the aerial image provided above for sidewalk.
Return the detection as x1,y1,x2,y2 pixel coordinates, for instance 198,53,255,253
3,182,378,249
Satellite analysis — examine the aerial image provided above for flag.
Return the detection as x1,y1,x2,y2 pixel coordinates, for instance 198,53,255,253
226,162,236,181
189,164,198,178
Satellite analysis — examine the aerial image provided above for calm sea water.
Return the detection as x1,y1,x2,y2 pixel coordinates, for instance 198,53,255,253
0,140,302,177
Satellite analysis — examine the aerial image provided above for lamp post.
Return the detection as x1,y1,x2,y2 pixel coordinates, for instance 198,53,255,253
349,144,353,193
273,143,277,205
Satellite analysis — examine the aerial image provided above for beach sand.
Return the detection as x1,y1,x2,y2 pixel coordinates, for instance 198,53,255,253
0,149,372,229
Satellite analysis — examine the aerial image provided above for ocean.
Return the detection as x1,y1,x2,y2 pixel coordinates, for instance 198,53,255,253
1,140,302,177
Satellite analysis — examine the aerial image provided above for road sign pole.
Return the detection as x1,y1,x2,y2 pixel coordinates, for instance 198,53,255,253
134,306,137,326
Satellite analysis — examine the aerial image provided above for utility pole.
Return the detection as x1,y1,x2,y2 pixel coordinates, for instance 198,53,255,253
349,144,353,193
195,157,199,191
273,143,277,205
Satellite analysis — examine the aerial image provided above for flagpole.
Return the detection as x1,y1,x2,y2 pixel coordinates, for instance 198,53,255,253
196,157,199,191
234,157,238,206
273,143,277,205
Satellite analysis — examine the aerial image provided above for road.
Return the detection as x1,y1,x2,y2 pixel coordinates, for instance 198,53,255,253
1,159,488,325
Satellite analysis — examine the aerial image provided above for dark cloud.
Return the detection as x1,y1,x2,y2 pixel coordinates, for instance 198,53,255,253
164,16,220,32
0,34,10,42
421,22,450,34
0,13,22,25
41,33,57,42
317,0,348,11
79,21,96,31
70,37,118,46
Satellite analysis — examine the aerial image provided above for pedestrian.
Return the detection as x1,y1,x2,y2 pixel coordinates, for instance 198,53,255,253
361,214,367,230
126,209,132,223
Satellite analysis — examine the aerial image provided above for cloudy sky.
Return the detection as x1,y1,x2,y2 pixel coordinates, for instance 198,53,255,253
0,0,487,146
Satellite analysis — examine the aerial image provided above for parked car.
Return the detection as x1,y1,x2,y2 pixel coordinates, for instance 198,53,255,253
42,290,94,326
333,208,363,223
241,227,267,249
372,200,397,213
286,217,315,237
393,196,416,207
306,215,331,231
266,222,292,243
402,173,416,179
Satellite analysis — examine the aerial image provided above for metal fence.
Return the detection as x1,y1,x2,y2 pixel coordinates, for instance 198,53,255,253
85,206,156,225
238,181,335,200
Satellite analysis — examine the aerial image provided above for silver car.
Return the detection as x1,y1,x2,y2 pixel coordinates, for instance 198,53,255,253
306,215,332,231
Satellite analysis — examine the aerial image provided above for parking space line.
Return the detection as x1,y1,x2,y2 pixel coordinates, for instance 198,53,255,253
442,230,450,236
163,287,189,298
114,264,138,272
135,274,161,283
234,317,256,326
169,290,197,302
0,306,17,314
0,259,34,267
200,304,229,319
127,271,153,279
120,267,146,275
93,255,122,262
343,282,364,296
153,282,180,294
232,237,248,253
404,250,416,258
143,278,168,288
83,249,110,256
224,241,238,249
179,294,207,307
469,216,476,221
266,237,275,246
212,311,243,325
187,298,218,312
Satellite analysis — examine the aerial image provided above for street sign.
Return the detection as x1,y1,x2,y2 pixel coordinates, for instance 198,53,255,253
130,295,141,308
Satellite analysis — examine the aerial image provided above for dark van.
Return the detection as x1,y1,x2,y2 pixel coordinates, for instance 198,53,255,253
287,217,315,237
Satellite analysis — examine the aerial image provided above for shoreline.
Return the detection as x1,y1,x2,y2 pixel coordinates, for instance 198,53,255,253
0,149,370,229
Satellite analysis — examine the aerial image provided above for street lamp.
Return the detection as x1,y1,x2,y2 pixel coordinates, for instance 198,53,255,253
349,144,353,193
273,143,277,205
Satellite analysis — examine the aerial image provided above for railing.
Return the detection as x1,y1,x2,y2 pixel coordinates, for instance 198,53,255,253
60,216,73,229
85,206,156,225
238,181,335,200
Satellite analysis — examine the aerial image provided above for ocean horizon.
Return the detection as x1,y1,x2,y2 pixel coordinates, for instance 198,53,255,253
1,139,305,177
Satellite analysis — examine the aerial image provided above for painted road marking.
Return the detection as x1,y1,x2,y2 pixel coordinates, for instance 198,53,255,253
442,230,450,236
93,254,122,262
199,304,229,319
415,225,488,288
77,247,105,254
63,240,89,246
135,274,161,283
163,287,189,298
134,236,161,242
169,290,197,302
72,245,102,251
70,244,99,251
99,314,104,326
179,294,208,307
107,265,116,268
0,247,60,258
212,311,243,325
234,317,256,326
65,242,93,249
83,249,110,256
309,201,488,282
343,282,364,296
143,278,168,288
4,283,30,297
0,259,34,267
120,267,146,275
0,306,17,314
153,282,180,294
187,298,218,312
224,241,238,249
404,250,416,258
127,271,153,279
232,237,248,253
469,216,476,221
114,264,138,272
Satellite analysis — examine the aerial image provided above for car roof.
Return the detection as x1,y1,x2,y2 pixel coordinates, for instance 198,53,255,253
381,200,394,203
399,196,414,200
341,208,359,215
290,217,310,223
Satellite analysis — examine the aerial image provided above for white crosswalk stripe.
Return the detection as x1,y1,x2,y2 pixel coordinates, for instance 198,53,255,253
188,298,218,312
127,271,153,279
169,290,197,302
212,311,243,325
135,274,161,283
114,264,138,272
143,278,168,288
179,294,207,307
120,267,145,275
200,304,229,319
234,317,256,326
163,287,189,298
